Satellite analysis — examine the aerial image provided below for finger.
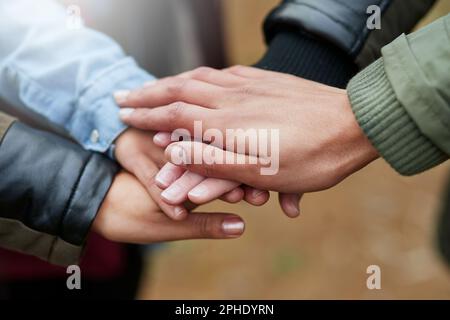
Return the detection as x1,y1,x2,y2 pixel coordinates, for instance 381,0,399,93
114,77,226,108
243,186,270,206
154,131,196,148
153,132,172,147
118,142,191,221
160,171,205,205
126,153,169,196
187,178,240,204
165,141,264,188
177,67,246,87
155,213,245,240
119,102,220,133
220,187,245,204
155,163,186,189
148,183,189,221
279,193,302,218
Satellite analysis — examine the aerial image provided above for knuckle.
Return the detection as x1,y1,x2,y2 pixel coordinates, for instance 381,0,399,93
166,78,189,97
193,214,214,237
236,85,259,97
167,102,186,122
228,65,246,73
192,66,214,79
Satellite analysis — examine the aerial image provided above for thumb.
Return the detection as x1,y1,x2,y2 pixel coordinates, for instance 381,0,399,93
172,213,245,240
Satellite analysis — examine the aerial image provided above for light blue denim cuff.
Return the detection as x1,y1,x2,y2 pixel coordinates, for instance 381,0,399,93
73,58,154,155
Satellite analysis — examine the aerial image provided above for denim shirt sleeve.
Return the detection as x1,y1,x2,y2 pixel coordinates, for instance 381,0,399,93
0,0,155,154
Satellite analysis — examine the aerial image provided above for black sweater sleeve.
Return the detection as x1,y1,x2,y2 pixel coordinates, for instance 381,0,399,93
255,0,436,88
0,121,119,265
254,30,358,88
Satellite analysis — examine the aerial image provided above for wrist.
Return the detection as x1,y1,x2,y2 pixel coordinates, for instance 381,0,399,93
335,90,380,178
113,128,129,161
92,172,122,240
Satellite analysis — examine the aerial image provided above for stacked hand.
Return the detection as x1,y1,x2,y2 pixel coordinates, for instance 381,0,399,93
114,127,270,220
96,66,379,244
93,83,273,242
94,128,251,242
93,171,245,243
114,66,379,219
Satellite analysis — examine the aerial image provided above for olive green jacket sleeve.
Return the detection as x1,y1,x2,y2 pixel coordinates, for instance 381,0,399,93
347,14,450,175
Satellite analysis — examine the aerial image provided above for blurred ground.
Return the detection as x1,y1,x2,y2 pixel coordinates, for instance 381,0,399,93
139,0,450,299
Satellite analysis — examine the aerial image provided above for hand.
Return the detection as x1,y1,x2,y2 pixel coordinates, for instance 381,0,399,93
152,132,270,206
93,171,245,243
116,66,379,212
115,128,269,216
114,127,190,220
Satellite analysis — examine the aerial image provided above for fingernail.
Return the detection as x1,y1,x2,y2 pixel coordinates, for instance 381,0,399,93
155,170,174,188
222,217,245,237
153,132,169,146
188,185,208,200
119,108,135,119
161,185,183,203
114,90,131,103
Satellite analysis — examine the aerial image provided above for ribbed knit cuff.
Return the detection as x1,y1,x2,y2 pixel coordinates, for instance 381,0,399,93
254,31,358,88
348,58,448,176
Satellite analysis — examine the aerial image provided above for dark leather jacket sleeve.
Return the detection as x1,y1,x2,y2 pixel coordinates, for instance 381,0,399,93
0,121,119,265
264,0,436,67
